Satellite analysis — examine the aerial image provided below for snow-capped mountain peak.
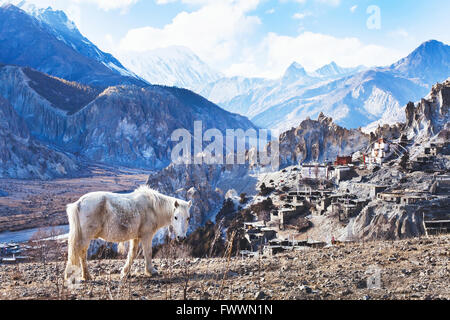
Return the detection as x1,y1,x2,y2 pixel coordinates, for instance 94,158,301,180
118,46,223,93
314,61,367,79
390,39,450,86
315,61,343,77
282,62,308,79
30,6,80,35
0,2,141,85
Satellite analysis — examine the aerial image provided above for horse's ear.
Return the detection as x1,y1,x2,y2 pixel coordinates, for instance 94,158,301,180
174,201,179,208
188,200,192,208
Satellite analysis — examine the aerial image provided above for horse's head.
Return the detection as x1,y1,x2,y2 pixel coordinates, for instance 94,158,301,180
171,199,192,241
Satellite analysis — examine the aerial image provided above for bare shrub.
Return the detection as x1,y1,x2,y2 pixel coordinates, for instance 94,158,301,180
259,183,275,196
29,226,66,264
251,198,275,222
154,242,192,260
216,230,236,299
181,221,225,258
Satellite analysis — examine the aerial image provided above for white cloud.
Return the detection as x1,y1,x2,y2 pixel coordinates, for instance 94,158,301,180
387,29,416,44
293,11,312,19
117,0,404,79
281,0,340,6
315,0,340,6
225,31,405,78
119,0,261,71
156,0,258,8
9,0,405,80
282,0,340,4
350,5,357,13
71,0,140,11
388,28,412,40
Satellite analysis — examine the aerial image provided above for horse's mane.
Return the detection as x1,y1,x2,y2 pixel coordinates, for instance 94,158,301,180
134,185,178,217
135,185,161,197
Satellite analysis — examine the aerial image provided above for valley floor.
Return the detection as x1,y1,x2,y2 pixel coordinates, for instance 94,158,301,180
0,235,448,300
0,165,150,233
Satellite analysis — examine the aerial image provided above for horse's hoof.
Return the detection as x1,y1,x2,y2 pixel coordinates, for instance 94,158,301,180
145,269,158,277
120,272,130,280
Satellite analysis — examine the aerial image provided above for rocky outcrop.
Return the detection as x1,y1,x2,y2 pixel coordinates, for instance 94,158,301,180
370,123,405,143
0,95,78,179
351,201,426,240
405,79,450,143
277,113,370,167
349,81,450,240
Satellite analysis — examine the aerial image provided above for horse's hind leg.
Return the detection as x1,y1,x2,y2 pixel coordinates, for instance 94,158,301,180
121,239,139,279
142,235,157,277
79,242,91,281
65,234,82,281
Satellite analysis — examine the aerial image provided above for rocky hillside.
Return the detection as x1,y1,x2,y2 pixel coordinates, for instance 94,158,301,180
0,64,256,174
277,113,369,167
0,95,78,179
0,4,257,178
174,80,450,242
146,112,369,231
342,80,450,240
348,171,450,240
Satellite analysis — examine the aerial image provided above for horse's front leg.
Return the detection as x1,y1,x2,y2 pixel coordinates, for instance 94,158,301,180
121,239,139,279
142,235,157,277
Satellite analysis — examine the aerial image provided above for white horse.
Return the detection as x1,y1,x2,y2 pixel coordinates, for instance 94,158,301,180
64,185,191,281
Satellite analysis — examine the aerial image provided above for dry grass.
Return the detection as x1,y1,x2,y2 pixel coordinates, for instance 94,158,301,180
0,235,448,300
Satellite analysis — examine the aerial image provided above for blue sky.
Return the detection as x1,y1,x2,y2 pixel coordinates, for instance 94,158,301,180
4,0,450,78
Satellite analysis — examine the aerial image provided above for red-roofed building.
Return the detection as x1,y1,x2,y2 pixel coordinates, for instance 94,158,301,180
334,156,352,166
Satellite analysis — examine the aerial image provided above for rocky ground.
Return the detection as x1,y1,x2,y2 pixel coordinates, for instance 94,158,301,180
0,235,448,300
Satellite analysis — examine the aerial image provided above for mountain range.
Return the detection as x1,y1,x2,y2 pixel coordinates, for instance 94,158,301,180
114,36,449,133
200,40,449,132
0,4,255,179
0,3,449,176
5,1,444,135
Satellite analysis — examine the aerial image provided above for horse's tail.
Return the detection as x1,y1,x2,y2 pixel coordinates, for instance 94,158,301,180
66,201,82,267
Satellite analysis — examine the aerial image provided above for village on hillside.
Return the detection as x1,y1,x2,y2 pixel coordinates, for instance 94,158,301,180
239,138,450,257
